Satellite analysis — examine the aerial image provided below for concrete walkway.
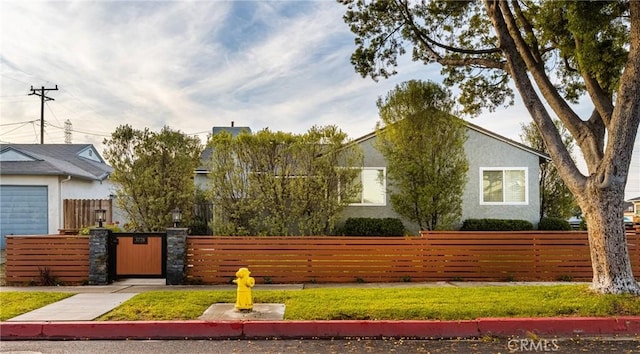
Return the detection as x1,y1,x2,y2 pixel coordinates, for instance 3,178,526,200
6,293,137,321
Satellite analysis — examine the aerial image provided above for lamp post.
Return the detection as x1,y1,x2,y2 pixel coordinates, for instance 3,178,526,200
95,209,107,228
172,208,182,228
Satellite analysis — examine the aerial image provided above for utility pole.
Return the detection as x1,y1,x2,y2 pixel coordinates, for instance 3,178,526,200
29,85,58,144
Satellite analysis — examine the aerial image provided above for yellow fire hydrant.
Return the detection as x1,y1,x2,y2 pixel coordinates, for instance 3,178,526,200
233,267,255,312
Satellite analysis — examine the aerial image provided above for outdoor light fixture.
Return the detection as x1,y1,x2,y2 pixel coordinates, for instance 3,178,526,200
95,209,107,228
172,208,182,228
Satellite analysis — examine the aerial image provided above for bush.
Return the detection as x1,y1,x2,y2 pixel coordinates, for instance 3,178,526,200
341,217,405,236
78,223,123,235
460,219,534,231
538,217,572,231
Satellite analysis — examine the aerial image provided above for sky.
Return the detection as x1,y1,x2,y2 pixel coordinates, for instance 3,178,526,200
0,0,638,200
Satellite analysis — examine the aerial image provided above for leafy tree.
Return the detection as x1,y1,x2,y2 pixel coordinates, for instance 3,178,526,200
104,125,203,231
376,80,468,230
341,1,640,294
520,120,577,220
207,126,362,236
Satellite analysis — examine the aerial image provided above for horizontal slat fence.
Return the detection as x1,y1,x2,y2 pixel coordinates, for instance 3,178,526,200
186,231,640,284
5,235,90,285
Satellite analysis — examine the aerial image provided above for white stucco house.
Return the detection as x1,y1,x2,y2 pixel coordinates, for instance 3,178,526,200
341,121,550,234
0,144,115,249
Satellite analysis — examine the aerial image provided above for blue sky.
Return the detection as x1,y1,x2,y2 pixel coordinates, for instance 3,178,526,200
0,0,638,199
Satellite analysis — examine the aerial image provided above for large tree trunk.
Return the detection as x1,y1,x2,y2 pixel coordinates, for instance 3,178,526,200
579,183,640,295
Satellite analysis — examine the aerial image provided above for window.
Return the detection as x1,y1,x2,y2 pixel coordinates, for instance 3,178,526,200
481,168,528,204
346,168,386,205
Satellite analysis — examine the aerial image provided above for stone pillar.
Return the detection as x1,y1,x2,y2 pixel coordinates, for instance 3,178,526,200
89,228,111,285
166,228,188,285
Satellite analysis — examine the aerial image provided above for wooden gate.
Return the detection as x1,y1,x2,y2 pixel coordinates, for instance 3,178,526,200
110,233,166,279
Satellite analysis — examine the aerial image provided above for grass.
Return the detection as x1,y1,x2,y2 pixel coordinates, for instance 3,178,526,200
97,285,640,321
0,292,74,321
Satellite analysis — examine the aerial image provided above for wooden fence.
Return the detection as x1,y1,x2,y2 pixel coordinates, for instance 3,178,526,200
61,199,112,234
5,235,90,284
186,231,640,284
5,231,639,285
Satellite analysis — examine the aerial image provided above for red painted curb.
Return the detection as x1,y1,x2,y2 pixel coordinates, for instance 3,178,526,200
1,321,243,340
243,320,479,339
2,317,639,340
0,323,43,339
478,317,640,337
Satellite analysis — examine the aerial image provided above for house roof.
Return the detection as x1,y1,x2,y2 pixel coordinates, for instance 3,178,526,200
197,126,252,173
628,196,640,202
0,144,112,181
351,120,551,161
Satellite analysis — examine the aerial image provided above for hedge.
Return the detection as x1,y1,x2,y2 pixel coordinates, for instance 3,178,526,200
460,218,534,231
341,217,406,236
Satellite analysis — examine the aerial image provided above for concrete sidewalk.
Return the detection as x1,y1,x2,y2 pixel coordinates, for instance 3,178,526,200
6,293,138,321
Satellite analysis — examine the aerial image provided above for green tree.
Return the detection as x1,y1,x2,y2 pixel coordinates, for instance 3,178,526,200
104,125,203,231
376,80,468,230
341,1,640,294
520,120,577,219
207,126,362,236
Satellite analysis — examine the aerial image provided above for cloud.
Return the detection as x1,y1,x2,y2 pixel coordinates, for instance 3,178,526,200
1,0,637,199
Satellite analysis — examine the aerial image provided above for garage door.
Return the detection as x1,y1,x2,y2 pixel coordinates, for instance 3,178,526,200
0,185,48,249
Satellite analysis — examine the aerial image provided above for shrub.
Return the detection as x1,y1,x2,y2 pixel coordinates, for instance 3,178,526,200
460,219,534,231
538,217,572,231
341,217,405,236
78,223,123,235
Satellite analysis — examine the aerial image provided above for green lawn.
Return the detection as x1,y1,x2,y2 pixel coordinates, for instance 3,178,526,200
97,285,640,321
0,292,74,321
2,285,637,322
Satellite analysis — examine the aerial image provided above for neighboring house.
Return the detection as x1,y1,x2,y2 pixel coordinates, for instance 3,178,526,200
0,144,114,249
340,121,550,234
195,124,252,189
195,122,549,235
628,196,640,225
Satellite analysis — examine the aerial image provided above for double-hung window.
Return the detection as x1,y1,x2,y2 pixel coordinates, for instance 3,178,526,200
480,168,528,204
346,167,386,205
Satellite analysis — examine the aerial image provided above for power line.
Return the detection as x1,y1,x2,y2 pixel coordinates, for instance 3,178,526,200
0,119,38,127
28,85,58,144
44,121,110,137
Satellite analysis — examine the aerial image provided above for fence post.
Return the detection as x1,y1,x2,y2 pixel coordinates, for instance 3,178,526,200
166,227,188,285
89,228,112,285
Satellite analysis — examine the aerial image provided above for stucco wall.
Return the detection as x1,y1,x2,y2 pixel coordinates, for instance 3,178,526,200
341,128,542,235
462,129,541,225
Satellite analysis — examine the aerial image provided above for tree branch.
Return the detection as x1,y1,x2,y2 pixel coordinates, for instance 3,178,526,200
512,0,542,64
486,0,586,193
500,1,602,169
575,37,614,127
394,0,502,63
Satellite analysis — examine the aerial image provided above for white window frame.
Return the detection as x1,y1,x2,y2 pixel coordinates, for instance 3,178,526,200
480,167,529,205
347,167,387,206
